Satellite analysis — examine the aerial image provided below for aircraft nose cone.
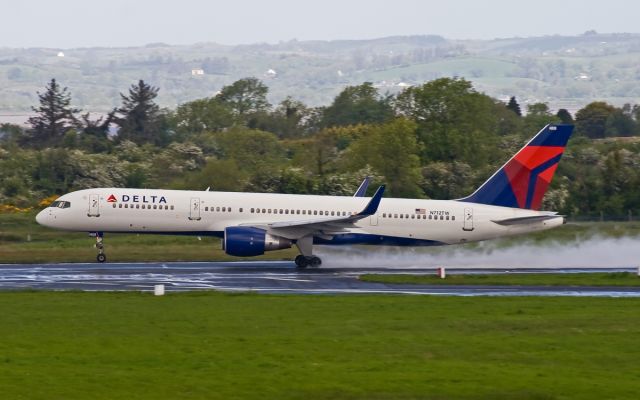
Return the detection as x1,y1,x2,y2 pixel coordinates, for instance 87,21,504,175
35,209,48,226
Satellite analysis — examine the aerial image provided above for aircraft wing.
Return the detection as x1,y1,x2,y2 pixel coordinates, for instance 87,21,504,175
241,185,385,238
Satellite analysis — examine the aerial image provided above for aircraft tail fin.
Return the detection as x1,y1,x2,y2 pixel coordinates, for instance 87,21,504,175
459,124,573,210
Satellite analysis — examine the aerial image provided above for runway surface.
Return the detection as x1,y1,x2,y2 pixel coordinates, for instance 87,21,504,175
0,261,639,296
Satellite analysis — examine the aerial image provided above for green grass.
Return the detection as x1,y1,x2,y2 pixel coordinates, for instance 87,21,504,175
0,292,639,399
360,272,640,287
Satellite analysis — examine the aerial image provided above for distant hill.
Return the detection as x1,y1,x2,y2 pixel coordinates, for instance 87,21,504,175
1,32,640,121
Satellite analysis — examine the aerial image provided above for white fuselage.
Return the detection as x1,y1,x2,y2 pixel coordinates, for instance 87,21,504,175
36,188,564,247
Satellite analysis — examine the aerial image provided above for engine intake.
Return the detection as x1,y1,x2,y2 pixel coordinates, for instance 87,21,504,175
223,227,292,257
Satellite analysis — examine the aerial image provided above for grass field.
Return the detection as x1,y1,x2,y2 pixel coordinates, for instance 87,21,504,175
360,272,640,287
0,291,638,399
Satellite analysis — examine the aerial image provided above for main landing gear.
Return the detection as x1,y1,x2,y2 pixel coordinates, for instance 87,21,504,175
294,255,322,268
93,232,106,263
293,235,321,268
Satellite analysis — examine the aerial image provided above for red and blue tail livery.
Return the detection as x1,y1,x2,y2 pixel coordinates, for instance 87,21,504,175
460,124,573,210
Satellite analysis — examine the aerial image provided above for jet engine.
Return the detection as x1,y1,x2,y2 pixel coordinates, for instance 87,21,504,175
223,226,292,257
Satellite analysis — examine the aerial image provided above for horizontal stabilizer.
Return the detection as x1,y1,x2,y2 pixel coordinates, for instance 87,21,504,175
491,215,562,226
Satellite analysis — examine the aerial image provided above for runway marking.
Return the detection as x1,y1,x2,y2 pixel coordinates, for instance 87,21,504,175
260,277,315,283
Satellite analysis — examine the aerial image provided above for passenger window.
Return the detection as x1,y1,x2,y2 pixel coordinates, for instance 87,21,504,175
452,216,455,221
153,205,157,210
440,215,444,220
314,211,318,215
331,211,335,216
119,204,123,208
251,208,255,213
400,214,403,219
136,204,140,209
302,210,306,215
411,215,415,219
228,208,232,212
428,215,432,220
256,209,261,213
205,207,209,211
216,207,220,212
383,213,386,218
446,216,450,220
239,208,243,212
268,209,272,214
112,203,116,208
170,205,174,210
222,207,226,212
296,210,300,215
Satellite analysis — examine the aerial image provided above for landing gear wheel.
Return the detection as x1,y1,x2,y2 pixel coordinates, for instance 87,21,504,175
96,253,107,263
295,255,308,268
309,256,322,268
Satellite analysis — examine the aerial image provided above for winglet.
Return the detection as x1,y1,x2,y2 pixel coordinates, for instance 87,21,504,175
357,185,385,216
353,176,371,197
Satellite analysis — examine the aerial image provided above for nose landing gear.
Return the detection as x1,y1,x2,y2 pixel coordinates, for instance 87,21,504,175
92,232,106,263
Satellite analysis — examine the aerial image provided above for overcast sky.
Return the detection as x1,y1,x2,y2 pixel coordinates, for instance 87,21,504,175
2,0,637,48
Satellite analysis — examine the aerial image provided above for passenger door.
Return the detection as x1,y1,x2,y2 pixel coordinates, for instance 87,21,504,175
369,214,379,226
463,208,474,231
88,194,100,217
189,197,201,221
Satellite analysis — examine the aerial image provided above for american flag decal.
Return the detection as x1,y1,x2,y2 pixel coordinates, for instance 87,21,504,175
415,208,426,215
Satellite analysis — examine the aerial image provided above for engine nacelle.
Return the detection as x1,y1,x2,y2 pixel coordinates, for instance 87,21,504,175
223,226,292,257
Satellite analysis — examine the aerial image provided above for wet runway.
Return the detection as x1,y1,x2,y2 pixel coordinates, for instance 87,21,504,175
0,261,639,297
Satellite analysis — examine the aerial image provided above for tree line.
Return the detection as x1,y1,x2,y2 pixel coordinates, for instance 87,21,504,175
2,77,640,218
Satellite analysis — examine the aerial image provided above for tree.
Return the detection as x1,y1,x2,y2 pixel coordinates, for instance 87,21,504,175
347,119,423,198
171,97,234,136
556,109,574,124
27,79,79,147
506,96,522,116
522,102,560,135
575,102,616,139
251,97,316,139
322,82,394,127
215,77,270,119
394,78,501,167
115,80,166,145
75,111,116,153
605,106,636,137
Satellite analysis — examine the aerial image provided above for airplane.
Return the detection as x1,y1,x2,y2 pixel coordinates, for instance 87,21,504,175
36,124,573,268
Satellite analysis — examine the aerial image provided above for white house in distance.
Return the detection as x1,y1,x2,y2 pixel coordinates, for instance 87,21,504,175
191,68,205,76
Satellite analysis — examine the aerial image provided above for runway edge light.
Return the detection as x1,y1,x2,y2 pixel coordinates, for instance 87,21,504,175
437,267,446,279
154,284,165,296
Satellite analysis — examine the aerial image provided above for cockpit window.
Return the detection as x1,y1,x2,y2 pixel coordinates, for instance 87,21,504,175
49,201,71,209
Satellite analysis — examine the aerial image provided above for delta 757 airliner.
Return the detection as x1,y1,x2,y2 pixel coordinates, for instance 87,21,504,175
36,124,573,267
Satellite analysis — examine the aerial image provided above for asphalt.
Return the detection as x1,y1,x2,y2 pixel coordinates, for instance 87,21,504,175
0,262,639,296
